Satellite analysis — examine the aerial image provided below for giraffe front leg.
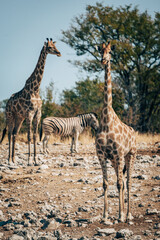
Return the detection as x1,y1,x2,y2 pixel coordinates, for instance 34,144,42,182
33,111,41,166
117,159,125,222
27,118,33,166
99,158,109,222
8,131,12,165
103,178,109,221
7,122,14,165
12,133,16,164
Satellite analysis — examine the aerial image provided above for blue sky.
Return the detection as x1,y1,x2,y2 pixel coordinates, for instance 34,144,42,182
0,0,159,102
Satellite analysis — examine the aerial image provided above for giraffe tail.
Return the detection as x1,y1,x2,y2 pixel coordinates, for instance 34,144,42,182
39,122,43,141
0,127,7,144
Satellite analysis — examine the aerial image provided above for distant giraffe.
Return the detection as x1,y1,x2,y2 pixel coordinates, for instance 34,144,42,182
96,42,136,222
0,39,61,166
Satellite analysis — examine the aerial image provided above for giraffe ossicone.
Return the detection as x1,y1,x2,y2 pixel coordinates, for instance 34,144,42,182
0,39,61,166
96,41,136,223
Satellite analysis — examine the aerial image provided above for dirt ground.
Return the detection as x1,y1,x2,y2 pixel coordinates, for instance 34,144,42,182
0,139,160,239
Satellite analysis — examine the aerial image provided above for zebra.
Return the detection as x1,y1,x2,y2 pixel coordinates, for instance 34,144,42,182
40,113,99,154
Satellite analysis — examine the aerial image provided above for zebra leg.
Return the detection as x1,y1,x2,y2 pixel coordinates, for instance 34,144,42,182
70,135,74,153
46,135,50,153
74,131,79,153
43,135,50,154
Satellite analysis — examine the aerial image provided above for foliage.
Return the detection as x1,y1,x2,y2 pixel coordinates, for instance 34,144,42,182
41,81,63,119
61,4,160,132
61,77,125,120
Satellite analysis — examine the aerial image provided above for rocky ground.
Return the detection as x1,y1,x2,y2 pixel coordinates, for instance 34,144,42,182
0,139,160,240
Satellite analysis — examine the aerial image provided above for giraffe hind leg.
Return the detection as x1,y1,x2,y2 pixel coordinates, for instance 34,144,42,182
12,119,24,164
7,121,14,165
98,157,109,222
125,153,135,221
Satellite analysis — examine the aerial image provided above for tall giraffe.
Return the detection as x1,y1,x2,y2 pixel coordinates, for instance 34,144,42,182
0,39,61,166
96,42,136,222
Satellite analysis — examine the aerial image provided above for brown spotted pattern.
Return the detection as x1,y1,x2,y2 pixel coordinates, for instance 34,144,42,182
2,39,61,166
96,42,136,222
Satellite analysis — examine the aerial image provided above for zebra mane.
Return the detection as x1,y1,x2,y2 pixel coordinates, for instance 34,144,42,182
76,112,98,119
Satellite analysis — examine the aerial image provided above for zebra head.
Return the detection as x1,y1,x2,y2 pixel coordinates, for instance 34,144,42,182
89,113,99,132
77,113,99,132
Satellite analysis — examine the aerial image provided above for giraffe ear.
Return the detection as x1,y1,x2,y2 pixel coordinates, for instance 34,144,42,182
53,41,56,44
111,45,116,51
102,43,106,48
95,45,101,52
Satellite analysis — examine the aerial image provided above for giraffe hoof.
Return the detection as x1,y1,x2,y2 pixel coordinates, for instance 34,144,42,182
118,217,125,223
34,162,40,166
126,213,134,221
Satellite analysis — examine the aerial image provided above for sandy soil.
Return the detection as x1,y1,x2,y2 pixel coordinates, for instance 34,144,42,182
0,140,160,239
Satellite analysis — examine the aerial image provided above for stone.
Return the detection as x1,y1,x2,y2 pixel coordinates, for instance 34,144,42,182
39,164,48,170
146,208,158,215
152,176,160,180
0,232,4,239
155,231,160,236
154,223,160,229
8,234,24,240
144,230,152,236
116,229,133,238
97,228,116,236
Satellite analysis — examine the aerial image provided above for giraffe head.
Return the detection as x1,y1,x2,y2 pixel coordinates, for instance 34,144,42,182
97,42,112,65
45,38,61,57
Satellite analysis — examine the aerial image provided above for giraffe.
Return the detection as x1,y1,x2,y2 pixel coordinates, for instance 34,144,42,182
95,42,136,223
0,38,61,166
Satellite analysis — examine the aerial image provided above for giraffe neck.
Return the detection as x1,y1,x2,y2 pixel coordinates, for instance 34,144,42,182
104,61,112,108
100,61,113,126
25,46,47,95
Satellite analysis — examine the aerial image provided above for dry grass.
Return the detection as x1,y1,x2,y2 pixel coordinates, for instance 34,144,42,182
136,132,160,144
1,131,160,145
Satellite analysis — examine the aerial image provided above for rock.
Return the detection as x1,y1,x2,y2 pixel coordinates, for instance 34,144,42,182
0,210,3,217
103,220,113,226
133,174,148,180
97,228,116,236
78,207,89,212
63,219,76,227
116,229,133,238
129,236,142,240
155,231,160,236
144,230,152,236
145,219,153,223
8,235,24,240
146,208,158,215
0,232,4,239
39,164,48,170
154,223,160,229
152,176,160,180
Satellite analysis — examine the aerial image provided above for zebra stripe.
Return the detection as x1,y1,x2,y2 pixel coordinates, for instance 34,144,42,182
40,113,99,153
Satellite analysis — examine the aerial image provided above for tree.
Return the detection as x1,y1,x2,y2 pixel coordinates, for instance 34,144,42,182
61,4,160,132
41,81,63,120
61,77,125,119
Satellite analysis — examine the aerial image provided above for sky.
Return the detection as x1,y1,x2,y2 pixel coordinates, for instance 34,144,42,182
0,0,159,103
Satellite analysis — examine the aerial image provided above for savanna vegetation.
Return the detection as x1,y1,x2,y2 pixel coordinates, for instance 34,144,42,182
0,3,160,135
